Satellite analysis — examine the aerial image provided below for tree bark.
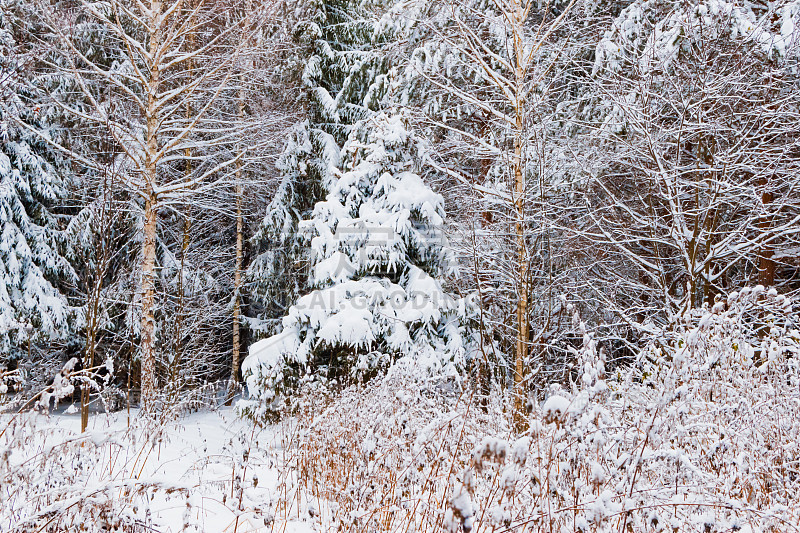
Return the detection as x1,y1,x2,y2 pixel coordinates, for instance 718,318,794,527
140,0,162,411
81,268,99,432
226,87,246,405
758,181,775,288
139,194,158,410
226,185,243,405
512,0,528,432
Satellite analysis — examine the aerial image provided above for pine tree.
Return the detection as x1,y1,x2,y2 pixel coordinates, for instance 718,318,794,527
241,0,474,416
246,0,394,330
246,121,328,336
242,113,473,415
0,2,76,358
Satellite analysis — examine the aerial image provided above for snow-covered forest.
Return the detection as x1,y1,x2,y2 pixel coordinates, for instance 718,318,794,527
1,0,800,530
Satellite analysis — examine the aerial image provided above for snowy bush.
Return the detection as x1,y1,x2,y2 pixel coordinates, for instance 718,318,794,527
277,287,800,532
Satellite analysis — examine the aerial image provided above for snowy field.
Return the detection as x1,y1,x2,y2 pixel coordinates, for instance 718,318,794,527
3,346,800,533
0,406,317,532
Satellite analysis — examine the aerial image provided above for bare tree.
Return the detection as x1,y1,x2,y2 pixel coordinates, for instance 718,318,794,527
408,0,577,428
43,0,253,409
585,1,800,329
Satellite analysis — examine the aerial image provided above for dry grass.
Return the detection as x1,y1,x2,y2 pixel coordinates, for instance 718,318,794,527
3,288,798,532
272,289,800,532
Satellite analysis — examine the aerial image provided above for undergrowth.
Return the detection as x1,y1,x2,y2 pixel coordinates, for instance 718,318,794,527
2,287,798,532
274,287,800,532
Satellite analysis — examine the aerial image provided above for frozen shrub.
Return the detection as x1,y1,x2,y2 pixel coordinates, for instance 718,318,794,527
276,287,800,532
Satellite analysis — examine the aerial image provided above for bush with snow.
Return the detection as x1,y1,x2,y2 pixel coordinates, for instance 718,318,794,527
275,287,800,532
3,287,798,531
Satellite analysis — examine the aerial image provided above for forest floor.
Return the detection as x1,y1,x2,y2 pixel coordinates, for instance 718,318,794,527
4,325,800,533
1,405,317,532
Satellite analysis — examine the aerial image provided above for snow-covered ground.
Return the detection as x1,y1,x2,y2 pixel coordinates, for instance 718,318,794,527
3,289,799,532
0,406,316,532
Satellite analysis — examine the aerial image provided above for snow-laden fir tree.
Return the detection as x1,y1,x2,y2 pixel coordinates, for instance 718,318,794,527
245,122,327,335
0,2,76,358
242,0,476,414
245,0,397,332
241,112,474,415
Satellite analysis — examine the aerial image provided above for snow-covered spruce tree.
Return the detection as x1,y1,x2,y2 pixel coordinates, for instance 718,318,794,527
245,0,396,335
0,2,76,361
241,112,474,417
246,122,324,337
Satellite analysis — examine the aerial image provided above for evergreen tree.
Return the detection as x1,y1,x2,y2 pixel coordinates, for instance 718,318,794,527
242,0,475,415
246,0,394,332
243,113,473,414
246,121,328,336
0,1,76,358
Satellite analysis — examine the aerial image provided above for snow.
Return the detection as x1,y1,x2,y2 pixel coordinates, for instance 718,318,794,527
5,0,800,528
595,0,800,77
511,436,530,465
472,436,508,467
444,482,474,532
0,406,316,532
243,326,301,400
312,87,340,123
0,132,73,352
316,304,375,348
312,250,355,284
542,394,570,423
5,284,800,531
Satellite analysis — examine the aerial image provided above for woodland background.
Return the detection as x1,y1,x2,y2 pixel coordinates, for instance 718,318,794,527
2,1,800,531
1,0,799,424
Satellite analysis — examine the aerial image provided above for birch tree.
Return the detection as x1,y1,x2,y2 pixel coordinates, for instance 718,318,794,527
402,0,577,428
45,0,252,409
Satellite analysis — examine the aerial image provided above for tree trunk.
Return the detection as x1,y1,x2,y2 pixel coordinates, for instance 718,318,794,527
80,381,90,432
81,289,97,431
226,88,245,405
512,1,528,432
513,145,528,431
82,265,98,431
226,185,243,405
758,183,775,287
140,0,162,411
139,194,158,410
